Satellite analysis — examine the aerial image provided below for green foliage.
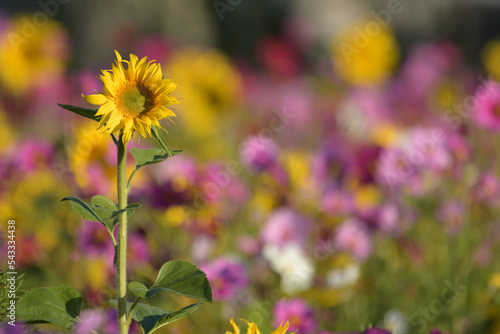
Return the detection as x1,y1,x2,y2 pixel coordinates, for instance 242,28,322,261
58,104,100,122
110,300,205,334
0,270,25,320
130,148,182,170
62,195,140,232
151,125,173,155
128,260,213,301
17,286,82,329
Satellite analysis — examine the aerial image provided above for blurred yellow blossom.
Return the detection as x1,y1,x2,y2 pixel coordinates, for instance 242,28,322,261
8,170,74,251
167,47,242,157
482,40,500,81
0,16,69,94
69,121,114,193
0,108,15,150
333,22,399,85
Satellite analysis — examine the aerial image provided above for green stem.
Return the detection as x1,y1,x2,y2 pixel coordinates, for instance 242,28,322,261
126,169,138,192
117,133,129,334
126,297,142,327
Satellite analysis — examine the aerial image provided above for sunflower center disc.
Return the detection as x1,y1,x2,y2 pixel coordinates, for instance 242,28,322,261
116,84,153,117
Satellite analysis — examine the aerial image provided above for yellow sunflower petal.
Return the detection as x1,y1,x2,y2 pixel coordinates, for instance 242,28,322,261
82,93,108,105
227,318,240,334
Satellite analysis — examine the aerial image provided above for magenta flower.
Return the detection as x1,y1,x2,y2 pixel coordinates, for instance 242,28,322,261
74,309,107,334
0,323,27,334
260,208,310,248
472,79,500,131
436,200,465,235
335,219,372,260
475,171,499,204
274,298,317,334
240,136,280,172
202,257,249,301
363,328,391,334
78,221,115,259
14,139,55,173
127,232,151,268
321,188,355,216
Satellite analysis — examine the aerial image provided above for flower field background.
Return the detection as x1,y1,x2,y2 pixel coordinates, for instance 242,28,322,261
1,1,500,333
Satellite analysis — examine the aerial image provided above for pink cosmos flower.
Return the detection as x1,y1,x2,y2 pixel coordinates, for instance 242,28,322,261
202,257,249,301
273,298,317,334
472,80,500,131
261,208,310,248
335,219,373,260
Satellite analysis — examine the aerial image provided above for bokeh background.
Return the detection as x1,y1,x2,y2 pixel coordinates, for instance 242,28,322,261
2,0,500,333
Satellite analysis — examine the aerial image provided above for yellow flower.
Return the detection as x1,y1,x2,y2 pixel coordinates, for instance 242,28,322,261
0,16,69,95
226,318,291,334
0,107,15,150
83,51,179,143
166,47,242,158
482,40,500,80
332,22,399,85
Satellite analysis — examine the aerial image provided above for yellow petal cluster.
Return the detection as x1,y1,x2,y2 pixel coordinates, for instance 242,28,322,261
226,318,291,334
83,51,179,143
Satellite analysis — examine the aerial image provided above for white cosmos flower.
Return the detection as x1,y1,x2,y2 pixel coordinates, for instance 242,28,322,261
326,263,360,288
262,243,315,295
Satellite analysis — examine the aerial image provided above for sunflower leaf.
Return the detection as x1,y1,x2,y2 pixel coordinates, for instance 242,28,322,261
58,104,100,121
17,286,82,329
151,126,173,157
109,300,205,334
62,196,101,222
130,148,182,171
63,195,138,231
128,260,212,301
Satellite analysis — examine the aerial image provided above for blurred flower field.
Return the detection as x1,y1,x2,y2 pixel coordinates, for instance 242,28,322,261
1,6,500,334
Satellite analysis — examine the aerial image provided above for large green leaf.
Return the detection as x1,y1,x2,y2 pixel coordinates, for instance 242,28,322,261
58,104,100,121
17,286,82,329
128,260,212,302
61,196,101,222
91,195,118,230
151,125,172,154
110,300,205,334
130,148,182,170
63,195,140,230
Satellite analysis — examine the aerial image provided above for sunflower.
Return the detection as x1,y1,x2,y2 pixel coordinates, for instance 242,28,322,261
83,51,179,143
226,318,291,334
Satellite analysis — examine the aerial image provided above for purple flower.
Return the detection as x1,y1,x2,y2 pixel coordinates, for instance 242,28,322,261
436,200,465,235
472,79,500,131
14,139,55,173
202,257,249,301
127,232,151,268
240,136,280,172
0,323,27,334
274,298,317,334
375,147,418,192
363,328,392,334
409,127,451,172
260,208,310,248
134,36,172,64
399,41,459,99
335,219,372,260
475,171,499,204
78,221,114,259
237,235,260,256
74,309,106,334
376,203,399,233
312,143,348,188
321,188,355,216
